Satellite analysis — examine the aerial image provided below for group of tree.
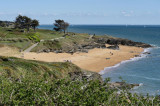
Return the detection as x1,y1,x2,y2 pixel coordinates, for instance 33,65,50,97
54,19,69,34
15,15,39,32
15,16,70,34
0,21,14,27
1,15,69,34
0,21,6,27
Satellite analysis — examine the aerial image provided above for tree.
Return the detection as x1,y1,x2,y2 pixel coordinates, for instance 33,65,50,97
23,16,32,33
54,19,69,34
15,15,32,32
15,15,25,29
31,19,39,32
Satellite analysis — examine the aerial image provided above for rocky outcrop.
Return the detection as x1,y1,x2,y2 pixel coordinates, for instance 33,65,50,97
41,42,107,54
39,36,152,54
68,71,139,90
107,45,119,50
95,38,152,48
68,71,103,82
143,52,151,54
109,82,139,90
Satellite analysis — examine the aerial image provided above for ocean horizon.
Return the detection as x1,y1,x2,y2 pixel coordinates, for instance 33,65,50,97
38,25,160,96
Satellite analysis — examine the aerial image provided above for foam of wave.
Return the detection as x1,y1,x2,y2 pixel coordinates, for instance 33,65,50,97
133,75,160,81
99,47,155,75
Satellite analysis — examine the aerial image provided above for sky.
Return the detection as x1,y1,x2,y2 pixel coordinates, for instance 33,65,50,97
0,0,160,25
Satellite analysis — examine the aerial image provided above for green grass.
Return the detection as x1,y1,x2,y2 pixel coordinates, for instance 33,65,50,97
37,29,64,39
0,27,66,50
0,27,27,38
0,27,94,52
31,33,93,52
0,27,64,40
0,40,32,50
0,56,85,80
0,27,114,52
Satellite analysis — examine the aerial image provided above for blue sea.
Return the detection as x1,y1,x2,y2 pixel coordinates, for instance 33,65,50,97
39,25,160,96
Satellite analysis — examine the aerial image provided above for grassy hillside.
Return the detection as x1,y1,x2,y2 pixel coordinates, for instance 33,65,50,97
0,56,88,80
31,33,93,52
0,46,158,105
0,27,64,39
0,56,159,105
0,27,66,50
0,27,114,52
0,27,150,53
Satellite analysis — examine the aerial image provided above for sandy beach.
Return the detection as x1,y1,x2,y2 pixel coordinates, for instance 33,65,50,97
0,45,143,72
0,46,20,57
14,45,143,72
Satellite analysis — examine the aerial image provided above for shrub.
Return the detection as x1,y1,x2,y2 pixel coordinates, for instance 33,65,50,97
0,77,159,105
26,32,40,42
43,40,62,49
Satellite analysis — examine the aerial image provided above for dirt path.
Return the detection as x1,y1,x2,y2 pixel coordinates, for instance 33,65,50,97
23,37,65,52
24,43,39,52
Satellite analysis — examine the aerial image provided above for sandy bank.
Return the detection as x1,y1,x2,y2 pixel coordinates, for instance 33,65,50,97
16,45,143,72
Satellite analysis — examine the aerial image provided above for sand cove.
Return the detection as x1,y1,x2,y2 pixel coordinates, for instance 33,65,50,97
14,45,143,72
0,45,143,72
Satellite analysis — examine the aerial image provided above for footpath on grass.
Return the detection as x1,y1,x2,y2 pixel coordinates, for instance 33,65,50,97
23,37,65,52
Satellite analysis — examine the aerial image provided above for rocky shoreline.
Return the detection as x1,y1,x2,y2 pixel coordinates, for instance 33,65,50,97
62,36,151,89
69,69,140,90
40,36,152,54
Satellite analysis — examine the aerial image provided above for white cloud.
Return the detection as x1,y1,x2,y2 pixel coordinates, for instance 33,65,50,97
121,10,134,17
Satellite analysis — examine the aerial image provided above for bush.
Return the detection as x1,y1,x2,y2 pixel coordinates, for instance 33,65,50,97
43,40,62,49
26,32,40,42
0,76,159,105
0,57,159,105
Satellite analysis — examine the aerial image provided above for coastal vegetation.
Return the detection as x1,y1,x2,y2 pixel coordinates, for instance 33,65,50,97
0,56,159,105
0,27,64,50
0,16,158,105
0,21,14,28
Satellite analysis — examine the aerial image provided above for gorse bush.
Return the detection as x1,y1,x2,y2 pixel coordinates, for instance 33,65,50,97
26,32,40,42
0,77,160,105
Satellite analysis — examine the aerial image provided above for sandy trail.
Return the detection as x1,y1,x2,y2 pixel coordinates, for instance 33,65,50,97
15,45,143,72
24,43,39,52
